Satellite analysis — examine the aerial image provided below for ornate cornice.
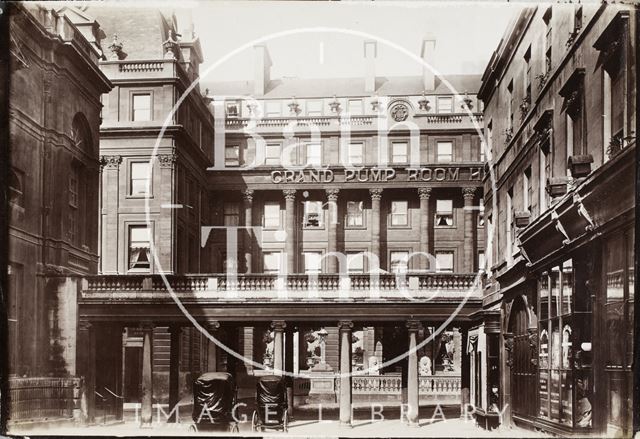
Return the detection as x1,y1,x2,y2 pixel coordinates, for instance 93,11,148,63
100,155,122,169
418,187,432,200
369,188,383,201
157,153,177,168
326,188,340,201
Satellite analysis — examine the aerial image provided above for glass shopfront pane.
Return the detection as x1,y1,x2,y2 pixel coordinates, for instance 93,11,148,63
550,369,561,421
561,371,573,426
550,267,560,318
562,322,572,370
540,369,550,419
551,320,561,369
605,234,625,367
561,259,573,315
575,370,593,427
540,272,549,321
626,228,634,368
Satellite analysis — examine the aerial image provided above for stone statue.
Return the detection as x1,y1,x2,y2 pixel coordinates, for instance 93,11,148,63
419,355,432,376
368,356,380,375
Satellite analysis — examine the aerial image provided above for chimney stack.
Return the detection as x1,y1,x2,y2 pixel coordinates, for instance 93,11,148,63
421,35,436,91
364,40,377,93
254,44,272,96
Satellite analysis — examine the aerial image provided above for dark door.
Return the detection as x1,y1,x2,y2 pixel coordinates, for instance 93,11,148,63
124,347,142,403
510,297,537,418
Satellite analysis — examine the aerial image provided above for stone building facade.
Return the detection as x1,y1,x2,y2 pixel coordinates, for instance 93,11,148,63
6,2,112,425
478,3,636,436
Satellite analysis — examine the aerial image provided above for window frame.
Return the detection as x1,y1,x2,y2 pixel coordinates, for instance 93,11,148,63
305,142,322,167
127,224,152,272
131,92,153,122
9,168,24,208
389,200,410,228
262,251,282,274
346,251,367,274
435,199,455,228
225,144,241,167
128,161,153,198
345,200,365,229
389,250,410,274
347,99,364,116
223,201,240,226
265,142,281,166
302,251,323,274
303,200,325,229
435,250,455,273
436,140,454,163
263,201,282,229
391,141,409,165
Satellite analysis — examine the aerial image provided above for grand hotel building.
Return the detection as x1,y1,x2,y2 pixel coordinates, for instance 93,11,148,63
47,5,491,429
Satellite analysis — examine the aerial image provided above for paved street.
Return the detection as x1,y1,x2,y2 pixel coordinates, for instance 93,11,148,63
9,404,551,437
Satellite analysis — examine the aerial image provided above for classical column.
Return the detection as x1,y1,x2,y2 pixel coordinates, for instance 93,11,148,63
406,320,422,426
369,188,383,267
462,187,476,273
285,328,295,417
243,189,254,273
77,320,96,423
460,326,471,418
418,187,432,270
99,155,121,274
283,189,297,273
206,321,221,372
168,326,181,423
326,189,340,273
338,320,353,427
141,322,155,427
272,320,286,374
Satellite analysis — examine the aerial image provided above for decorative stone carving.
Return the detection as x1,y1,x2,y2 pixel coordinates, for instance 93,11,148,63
462,187,476,201
418,187,432,200
528,327,538,366
418,93,430,111
243,189,254,203
406,320,422,332
108,33,126,60
283,189,297,201
100,155,122,169
157,154,177,168
504,333,514,368
162,30,179,60
326,188,340,202
338,320,354,331
390,103,409,122
271,320,287,331
369,188,383,201
329,96,341,113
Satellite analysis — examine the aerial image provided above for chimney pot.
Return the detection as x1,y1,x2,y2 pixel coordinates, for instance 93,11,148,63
364,40,377,93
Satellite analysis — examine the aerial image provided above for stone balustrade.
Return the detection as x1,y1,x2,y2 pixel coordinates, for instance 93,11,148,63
224,113,482,129
82,273,481,301
336,373,461,395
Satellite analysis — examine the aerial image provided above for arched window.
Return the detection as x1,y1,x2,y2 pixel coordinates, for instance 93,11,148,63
9,169,24,208
71,113,94,155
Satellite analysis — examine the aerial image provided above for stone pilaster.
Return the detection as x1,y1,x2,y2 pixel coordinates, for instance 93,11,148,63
158,153,177,273
369,188,383,267
462,187,476,273
100,155,121,274
283,189,297,273
418,187,432,269
338,320,354,427
243,189,254,273
326,189,340,273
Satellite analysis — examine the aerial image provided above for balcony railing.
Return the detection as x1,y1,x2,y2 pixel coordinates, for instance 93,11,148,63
83,273,482,301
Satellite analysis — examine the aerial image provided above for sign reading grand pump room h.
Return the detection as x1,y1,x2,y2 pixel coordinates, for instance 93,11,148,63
270,166,484,184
